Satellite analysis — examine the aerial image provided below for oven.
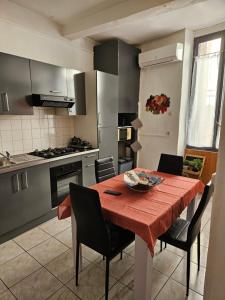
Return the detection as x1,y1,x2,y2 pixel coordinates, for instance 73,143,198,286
50,160,82,208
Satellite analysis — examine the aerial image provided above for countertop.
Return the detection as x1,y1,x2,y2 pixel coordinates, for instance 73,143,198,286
0,149,99,175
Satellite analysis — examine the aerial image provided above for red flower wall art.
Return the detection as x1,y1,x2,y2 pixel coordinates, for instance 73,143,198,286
145,94,170,114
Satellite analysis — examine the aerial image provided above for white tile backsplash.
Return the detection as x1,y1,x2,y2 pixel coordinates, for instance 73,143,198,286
0,108,75,155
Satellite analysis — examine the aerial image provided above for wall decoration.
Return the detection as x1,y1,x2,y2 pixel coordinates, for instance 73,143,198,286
145,94,170,114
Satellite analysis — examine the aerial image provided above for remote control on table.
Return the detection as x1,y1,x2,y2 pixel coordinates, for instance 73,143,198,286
104,190,122,196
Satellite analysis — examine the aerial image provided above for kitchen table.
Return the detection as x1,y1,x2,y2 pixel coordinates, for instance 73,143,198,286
58,168,204,300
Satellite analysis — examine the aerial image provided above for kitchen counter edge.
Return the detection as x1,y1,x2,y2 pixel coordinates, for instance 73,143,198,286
0,149,99,175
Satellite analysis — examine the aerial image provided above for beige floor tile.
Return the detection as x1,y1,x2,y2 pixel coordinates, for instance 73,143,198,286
0,289,16,300
46,249,90,284
155,278,203,300
0,240,24,266
189,244,208,268
120,266,168,299
47,286,79,300
97,253,134,280
67,263,117,300
81,245,102,262
104,282,133,300
10,268,62,300
39,218,70,236
165,244,186,257
153,249,182,277
172,259,206,295
124,245,135,257
14,227,51,250
0,280,7,295
28,238,68,265
54,228,72,248
0,252,41,287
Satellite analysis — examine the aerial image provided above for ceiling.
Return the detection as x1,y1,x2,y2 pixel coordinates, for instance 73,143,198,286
11,0,125,25
10,0,225,45
90,0,225,44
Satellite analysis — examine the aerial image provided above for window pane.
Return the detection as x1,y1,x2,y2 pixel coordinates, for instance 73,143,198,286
187,38,222,148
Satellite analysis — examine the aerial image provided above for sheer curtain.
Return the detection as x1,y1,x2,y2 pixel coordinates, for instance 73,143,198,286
187,53,221,148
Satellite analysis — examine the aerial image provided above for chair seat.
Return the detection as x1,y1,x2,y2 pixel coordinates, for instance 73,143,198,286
107,223,135,258
159,218,190,250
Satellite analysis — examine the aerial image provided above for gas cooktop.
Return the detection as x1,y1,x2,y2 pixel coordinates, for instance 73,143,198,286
29,147,82,159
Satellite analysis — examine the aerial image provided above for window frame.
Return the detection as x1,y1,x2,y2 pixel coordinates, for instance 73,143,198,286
187,30,225,151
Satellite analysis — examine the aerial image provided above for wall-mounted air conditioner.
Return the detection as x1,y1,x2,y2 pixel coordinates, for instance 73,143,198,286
139,43,183,68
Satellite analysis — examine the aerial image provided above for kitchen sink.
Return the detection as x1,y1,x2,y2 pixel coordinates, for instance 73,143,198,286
0,160,16,169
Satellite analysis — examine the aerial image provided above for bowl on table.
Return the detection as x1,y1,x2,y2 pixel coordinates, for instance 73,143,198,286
124,170,162,192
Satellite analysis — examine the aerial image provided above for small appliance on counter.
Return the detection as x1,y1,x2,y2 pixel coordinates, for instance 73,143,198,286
69,136,92,151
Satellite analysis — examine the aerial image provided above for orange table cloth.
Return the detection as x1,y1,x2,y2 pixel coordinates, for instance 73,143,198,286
58,168,204,255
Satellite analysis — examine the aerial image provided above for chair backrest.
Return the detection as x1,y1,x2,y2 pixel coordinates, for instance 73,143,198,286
95,156,116,183
69,183,110,255
157,153,183,176
187,182,214,244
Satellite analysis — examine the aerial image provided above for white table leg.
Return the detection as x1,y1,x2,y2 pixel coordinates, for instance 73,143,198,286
71,210,82,270
134,234,153,300
186,197,196,221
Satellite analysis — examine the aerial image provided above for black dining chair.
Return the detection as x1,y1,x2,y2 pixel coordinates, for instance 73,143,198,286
157,153,183,176
95,156,116,183
69,183,135,300
158,182,214,296
158,153,184,250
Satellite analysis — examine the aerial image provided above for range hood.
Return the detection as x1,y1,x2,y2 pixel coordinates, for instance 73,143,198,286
32,94,75,108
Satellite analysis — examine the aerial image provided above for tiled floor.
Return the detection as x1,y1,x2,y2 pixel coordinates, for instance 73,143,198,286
0,201,212,300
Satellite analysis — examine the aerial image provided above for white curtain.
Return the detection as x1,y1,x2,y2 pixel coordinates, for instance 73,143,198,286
187,53,221,148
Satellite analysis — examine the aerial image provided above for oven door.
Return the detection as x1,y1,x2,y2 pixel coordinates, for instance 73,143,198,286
50,164,82,208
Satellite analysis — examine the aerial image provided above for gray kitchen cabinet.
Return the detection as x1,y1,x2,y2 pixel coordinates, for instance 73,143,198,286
82,152,98,187
0,164,51,236
98,126,118,173
94,39,140,113
0,53,33,115
30,60,67,97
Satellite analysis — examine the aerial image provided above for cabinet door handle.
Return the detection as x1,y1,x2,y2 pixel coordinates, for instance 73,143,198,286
12,174,20,193
1,92,10,111
21,171,29,190
49,90,61,93
98,129,101,144
98,112,102,126
85,154,95,158
85,163,94,168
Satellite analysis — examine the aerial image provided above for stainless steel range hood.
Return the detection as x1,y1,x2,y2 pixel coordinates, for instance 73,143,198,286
32,94,75,108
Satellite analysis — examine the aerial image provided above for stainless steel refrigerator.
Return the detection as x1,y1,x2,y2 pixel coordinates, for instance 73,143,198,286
74,70,118,172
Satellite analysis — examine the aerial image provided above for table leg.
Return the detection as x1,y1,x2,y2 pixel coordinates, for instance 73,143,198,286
134,235,153,300
71,210,82,270
186,197,196,221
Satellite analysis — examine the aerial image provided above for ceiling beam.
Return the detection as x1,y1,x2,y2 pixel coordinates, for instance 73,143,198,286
63,0,206,40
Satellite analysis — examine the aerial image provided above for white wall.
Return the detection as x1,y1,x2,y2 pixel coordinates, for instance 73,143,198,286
204,94,225,300
0,0,94,154
0,0,94,71
137,30,193,169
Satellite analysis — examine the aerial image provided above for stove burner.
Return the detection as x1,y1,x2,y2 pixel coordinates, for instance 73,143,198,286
30,147,80,159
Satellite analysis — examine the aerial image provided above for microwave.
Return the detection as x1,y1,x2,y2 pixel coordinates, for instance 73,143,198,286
118,126,132,141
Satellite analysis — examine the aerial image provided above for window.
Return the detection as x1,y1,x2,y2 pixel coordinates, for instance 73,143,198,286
187,32,225,150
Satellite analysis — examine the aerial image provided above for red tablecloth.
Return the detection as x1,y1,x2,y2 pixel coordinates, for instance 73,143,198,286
58,168,204,255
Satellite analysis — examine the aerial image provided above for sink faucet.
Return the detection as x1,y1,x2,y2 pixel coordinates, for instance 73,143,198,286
0,151,11,160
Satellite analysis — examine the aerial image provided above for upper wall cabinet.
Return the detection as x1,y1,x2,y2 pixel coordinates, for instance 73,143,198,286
94,39,141,113
30,60,67,97
0,53,33,115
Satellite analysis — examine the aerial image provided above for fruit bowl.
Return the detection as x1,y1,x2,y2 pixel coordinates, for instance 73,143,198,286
124,170,162,192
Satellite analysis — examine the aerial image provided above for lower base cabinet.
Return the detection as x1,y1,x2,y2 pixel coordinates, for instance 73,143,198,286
82,152,98,187
0,164,51,236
